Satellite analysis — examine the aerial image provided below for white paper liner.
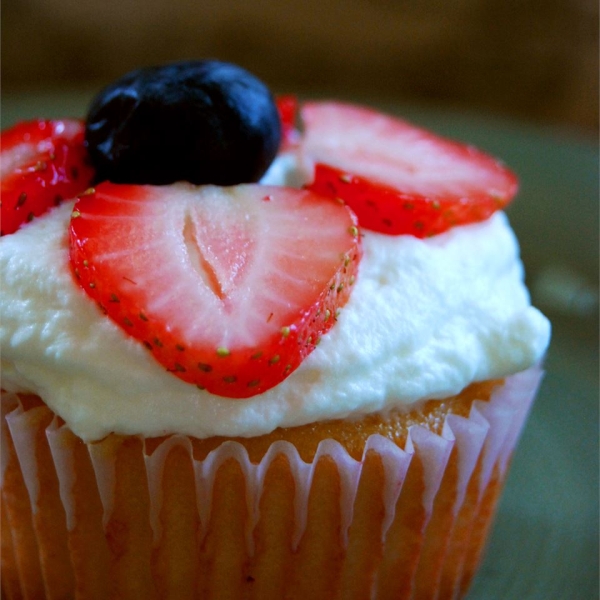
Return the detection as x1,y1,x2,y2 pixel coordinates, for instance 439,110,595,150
46,418,78,531
444,409,490,513
1,366,543,598
0,392,19,487
5,401,46,511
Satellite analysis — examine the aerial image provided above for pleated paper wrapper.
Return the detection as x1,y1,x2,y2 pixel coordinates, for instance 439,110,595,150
1,367,542,600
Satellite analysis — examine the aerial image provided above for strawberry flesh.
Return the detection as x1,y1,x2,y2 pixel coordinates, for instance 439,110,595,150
69,182,361,398
276,95,300,148
1,119,95,236
301,102,518,237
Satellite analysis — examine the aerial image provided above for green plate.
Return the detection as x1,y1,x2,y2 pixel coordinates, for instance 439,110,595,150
2,90,598,599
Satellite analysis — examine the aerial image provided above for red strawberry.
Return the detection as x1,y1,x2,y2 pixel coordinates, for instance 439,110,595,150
69,182,361,398
276,95,300,148
301,102,518,238
1,119,95,236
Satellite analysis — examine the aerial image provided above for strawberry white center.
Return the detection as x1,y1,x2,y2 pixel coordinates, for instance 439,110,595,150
1,120,82,179
0,141,53,178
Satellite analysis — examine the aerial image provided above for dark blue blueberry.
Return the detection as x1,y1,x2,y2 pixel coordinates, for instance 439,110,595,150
85,60,281,186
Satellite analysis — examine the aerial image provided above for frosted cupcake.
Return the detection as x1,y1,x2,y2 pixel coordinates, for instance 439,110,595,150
0,60,550,599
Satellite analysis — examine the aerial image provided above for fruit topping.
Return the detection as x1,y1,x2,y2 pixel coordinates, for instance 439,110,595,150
301,101,518,237
276,95,300,148
69,182,361,397
1,119,95,236
85,60,281,187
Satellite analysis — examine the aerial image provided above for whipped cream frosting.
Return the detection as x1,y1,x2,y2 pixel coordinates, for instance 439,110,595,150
0,156,550,442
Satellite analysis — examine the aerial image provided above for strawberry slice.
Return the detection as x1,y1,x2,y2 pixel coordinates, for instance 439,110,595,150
1,119,95,236
301,102,518,237
69,182,361,398
276,95,300,148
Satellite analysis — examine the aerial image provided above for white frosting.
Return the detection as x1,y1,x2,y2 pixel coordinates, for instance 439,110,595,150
0,156,550,442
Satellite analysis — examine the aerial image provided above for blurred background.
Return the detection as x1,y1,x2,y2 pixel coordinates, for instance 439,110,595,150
1,0,598,136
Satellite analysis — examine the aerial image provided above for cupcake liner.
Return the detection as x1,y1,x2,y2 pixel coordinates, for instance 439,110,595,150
5,397,77,599
1,393,45,600
1,367,542,599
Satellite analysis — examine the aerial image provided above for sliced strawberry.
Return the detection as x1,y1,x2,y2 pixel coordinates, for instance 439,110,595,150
69,182,361,398
1,119,95,236
301,102,518,237
276,95,300,148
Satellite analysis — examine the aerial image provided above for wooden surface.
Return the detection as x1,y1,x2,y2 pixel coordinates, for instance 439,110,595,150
2,0,598,135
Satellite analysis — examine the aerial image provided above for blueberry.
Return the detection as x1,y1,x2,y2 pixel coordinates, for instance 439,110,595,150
85,60,282,186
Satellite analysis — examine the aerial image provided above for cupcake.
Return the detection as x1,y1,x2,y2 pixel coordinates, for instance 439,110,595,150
0,60,550,599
